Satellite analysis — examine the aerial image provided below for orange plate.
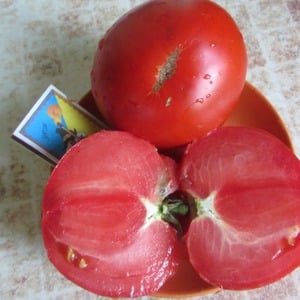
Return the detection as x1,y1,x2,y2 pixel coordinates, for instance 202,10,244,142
79,81,292,298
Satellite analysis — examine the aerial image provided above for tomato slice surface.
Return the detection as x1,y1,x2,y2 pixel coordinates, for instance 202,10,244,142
42,131,179,297
179,126,300,289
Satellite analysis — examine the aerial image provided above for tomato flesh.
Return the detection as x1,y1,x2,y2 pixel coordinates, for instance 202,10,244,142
42,131,179,297
179,127,300,289
42,127,300,293
91,0,247,148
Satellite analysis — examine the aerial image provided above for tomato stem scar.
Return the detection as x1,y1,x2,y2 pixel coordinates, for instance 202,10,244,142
160,195,189,236
153,48,181,93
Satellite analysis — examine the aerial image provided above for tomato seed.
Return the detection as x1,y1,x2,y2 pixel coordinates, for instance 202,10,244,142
67,248,76,262
79,258,88,269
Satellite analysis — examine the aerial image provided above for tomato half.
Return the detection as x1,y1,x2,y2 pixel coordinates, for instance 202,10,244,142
42,131,180,297
91,0,247,148
179,127,300,289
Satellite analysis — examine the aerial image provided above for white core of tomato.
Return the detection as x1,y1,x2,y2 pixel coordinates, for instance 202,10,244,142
196,191,219,220
140,197,161,229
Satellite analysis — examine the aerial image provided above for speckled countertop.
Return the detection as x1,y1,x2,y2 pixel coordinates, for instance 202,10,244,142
1,0,300,299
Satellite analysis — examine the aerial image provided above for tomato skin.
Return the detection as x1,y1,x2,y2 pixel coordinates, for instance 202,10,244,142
91,0,247,148
42,131,180,297
179,127,300,289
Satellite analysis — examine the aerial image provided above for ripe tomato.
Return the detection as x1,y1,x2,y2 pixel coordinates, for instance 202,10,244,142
42,131,180,297
179,127,300,289
91,0,247,148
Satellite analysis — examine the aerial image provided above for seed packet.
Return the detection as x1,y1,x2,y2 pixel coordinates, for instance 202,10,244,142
12,85,105,165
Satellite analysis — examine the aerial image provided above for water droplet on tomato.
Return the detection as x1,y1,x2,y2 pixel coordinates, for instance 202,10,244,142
165,96,172,107
206,94,211,99
181,174,194,188
210,43,216,48
195,98,204,104
203,74,211,80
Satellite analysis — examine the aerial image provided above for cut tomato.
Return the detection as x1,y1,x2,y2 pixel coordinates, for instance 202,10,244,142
179,126,300,289
42,131,180,297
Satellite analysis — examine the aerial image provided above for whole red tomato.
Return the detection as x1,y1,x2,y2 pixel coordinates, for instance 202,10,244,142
91,0,247,148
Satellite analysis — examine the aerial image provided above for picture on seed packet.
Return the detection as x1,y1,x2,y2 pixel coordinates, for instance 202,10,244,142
12,85,103,165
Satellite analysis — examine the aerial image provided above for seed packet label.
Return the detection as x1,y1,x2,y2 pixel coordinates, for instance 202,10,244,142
12,85,106,165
